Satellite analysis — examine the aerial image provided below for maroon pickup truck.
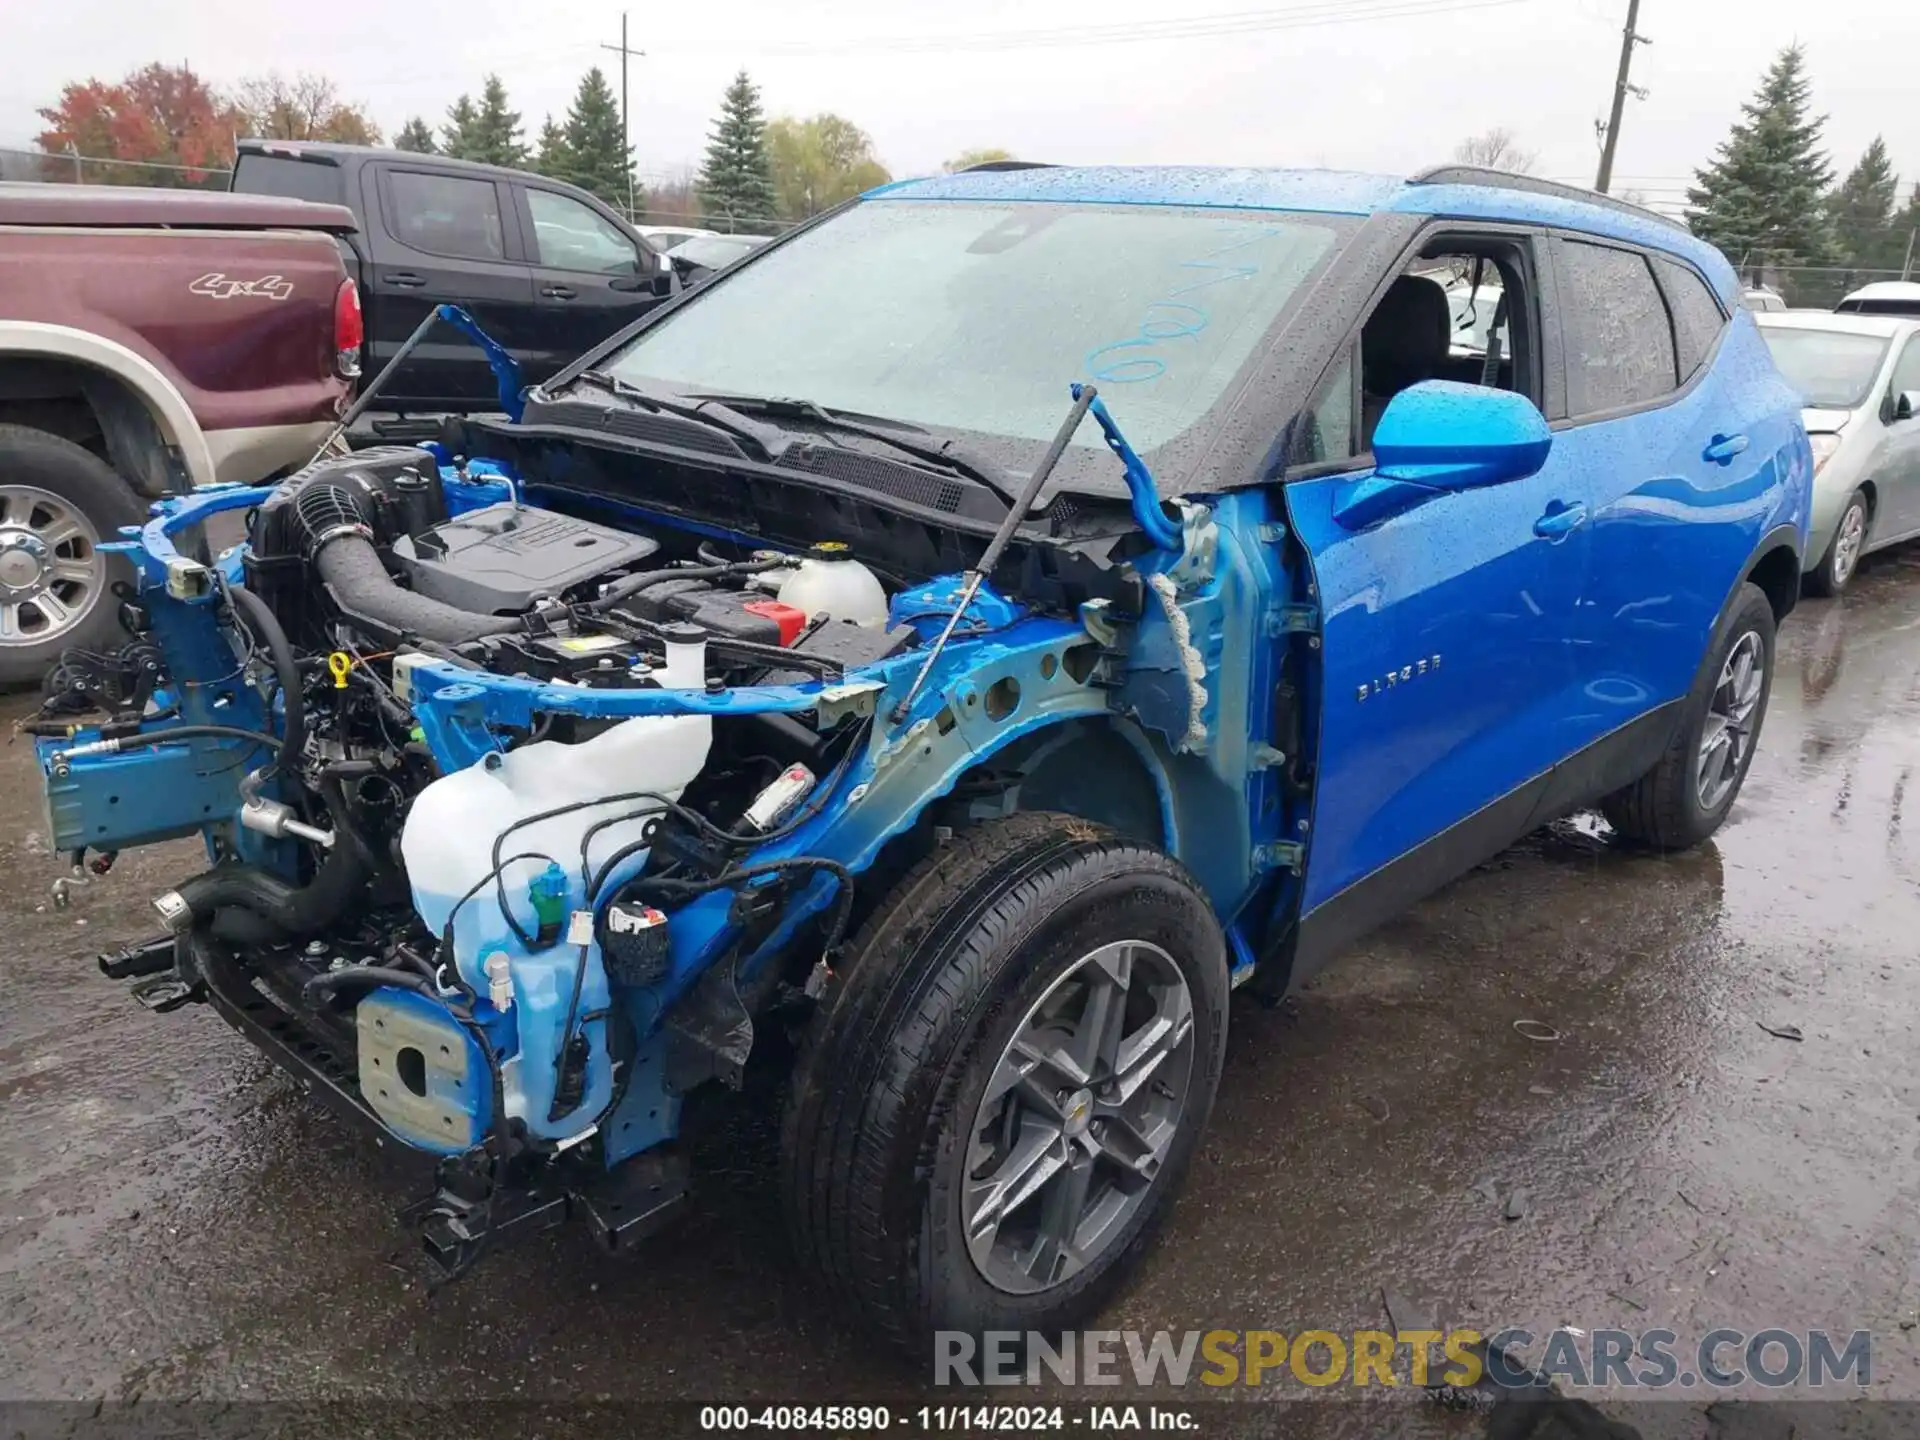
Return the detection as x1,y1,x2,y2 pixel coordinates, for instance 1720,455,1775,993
0,183,360,682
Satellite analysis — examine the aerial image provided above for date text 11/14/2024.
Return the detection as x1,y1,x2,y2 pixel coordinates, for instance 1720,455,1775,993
699,1407,1198,1432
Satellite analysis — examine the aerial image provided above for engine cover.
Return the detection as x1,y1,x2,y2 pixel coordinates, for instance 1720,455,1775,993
391,503,660,614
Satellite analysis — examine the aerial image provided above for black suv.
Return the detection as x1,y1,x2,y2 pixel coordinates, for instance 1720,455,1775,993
231,141,672,412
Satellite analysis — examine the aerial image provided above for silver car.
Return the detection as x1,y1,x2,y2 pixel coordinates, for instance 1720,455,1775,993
1757,311,1920,594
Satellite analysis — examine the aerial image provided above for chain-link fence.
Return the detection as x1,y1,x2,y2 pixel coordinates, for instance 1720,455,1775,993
0,144,231,189
1753,265,1917,310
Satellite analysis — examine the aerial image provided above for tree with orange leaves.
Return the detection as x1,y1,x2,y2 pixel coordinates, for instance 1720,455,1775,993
35,63,240,186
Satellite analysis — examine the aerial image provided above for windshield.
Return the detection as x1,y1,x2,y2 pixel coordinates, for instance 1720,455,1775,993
598,199,1351,492
1759,326,1891,409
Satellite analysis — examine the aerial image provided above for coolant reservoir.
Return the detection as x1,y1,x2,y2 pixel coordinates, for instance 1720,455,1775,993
776,545,888,628
397,639,713,1140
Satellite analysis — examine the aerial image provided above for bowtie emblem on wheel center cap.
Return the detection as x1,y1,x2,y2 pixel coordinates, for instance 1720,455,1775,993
1062,1088,1095,1138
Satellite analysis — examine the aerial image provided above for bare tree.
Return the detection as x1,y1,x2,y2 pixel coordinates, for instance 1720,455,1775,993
234,72,381,145
1452,127,1537,174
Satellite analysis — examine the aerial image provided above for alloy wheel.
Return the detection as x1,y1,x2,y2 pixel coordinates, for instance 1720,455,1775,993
963,940,1196,1295
0,485,104,646
1831,502,1866,588
1697,630,1765,812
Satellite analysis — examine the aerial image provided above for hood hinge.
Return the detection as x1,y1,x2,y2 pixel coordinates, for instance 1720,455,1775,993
1263,602,1320,638
1252,840,1305,873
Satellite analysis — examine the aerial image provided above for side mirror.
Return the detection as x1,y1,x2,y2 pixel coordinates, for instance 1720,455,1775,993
1895,390,1918,423
608,274,651,293
1335,380,1552,529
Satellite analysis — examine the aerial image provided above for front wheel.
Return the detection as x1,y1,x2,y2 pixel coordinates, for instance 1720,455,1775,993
1805,488,1869,596
1602,581,1776,849
781,812,1229,1354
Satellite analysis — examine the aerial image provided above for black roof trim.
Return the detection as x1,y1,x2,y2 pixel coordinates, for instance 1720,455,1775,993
236,138,538,185
960,160,1055,173
1408,165,1687,232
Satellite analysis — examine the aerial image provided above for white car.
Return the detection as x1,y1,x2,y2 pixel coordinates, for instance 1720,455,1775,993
1835,281,1920,317
1744,286,1787,313
1757,310,1920,593
636,225,719,253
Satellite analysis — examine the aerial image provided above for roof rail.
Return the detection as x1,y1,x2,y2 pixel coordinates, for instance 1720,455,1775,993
960,160,1055,173
1407,165,1687,232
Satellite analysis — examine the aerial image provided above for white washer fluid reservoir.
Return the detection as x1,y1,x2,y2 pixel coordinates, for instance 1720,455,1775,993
398,637,712,1139
776,545,888,628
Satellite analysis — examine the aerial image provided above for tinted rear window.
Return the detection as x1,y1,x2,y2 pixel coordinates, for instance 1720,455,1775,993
1658,259,1726,381
1838,298,1920,316
1559,240,1678,414
231,154,345,206
387,171,505,262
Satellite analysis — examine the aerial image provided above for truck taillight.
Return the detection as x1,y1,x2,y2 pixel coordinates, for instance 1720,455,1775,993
333,278,363,379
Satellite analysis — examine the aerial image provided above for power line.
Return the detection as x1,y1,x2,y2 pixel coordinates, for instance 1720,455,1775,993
693,0,1530,57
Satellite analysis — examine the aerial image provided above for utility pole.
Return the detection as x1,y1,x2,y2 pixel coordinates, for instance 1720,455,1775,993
1594,0,1648,194
600,12,644,220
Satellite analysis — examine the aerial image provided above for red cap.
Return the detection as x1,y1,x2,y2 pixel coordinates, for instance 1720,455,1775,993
744,599,807,646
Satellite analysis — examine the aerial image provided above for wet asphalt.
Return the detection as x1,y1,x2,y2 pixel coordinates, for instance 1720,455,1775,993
3,550,1919,1435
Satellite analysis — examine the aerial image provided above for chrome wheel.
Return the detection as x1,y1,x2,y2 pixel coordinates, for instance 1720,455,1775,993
963,939,1195,1295
1831,501,1866,588
1697,630,1765,812
0,485,104,645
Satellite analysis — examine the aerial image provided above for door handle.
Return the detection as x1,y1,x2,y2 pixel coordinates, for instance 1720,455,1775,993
384,271,427,288
1533,500,1588,540
1703,432,1750,465
541,283,577,300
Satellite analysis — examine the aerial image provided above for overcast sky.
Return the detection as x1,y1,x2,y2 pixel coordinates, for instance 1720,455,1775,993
4,0,1917,216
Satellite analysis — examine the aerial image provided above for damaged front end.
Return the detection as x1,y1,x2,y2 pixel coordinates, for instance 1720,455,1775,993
36,377,1305,1277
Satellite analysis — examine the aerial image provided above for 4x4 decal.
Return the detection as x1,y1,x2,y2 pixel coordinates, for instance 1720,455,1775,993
189,273,293,301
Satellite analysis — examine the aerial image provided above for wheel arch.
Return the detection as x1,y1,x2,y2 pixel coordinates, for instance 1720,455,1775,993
1743,523,1803,624
829,708,1186,953
0,323,213,495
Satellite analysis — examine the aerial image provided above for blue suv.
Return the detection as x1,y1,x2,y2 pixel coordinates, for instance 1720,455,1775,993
36,163,1809,1351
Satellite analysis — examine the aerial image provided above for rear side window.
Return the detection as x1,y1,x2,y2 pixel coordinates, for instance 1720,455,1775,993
232,153,345,206
1558,240,1677,415
387,171,505,262
1658,259,1727,381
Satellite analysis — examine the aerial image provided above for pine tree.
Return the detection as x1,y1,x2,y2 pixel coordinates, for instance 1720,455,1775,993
534,114,572,182
394,116,437,153
1893,184,1920,280
468,75,528,168
560,67,636,211
441,94,481,159
697,72,775,231
1687,45,1835,278
1826,137,1901,273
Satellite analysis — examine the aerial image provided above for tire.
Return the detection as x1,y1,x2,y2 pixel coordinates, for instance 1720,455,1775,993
781,812,1229,1355
1602,581,1775,850
1804,488,1869,597
0,424,143,688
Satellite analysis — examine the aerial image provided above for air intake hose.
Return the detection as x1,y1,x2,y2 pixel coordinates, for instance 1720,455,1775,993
288,473,520,646
155,770,378,945
161,840,373,946
313,530,521,645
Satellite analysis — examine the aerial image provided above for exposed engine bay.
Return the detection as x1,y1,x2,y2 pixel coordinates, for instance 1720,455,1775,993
24,428,1210,1273
29,396,1296,1277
